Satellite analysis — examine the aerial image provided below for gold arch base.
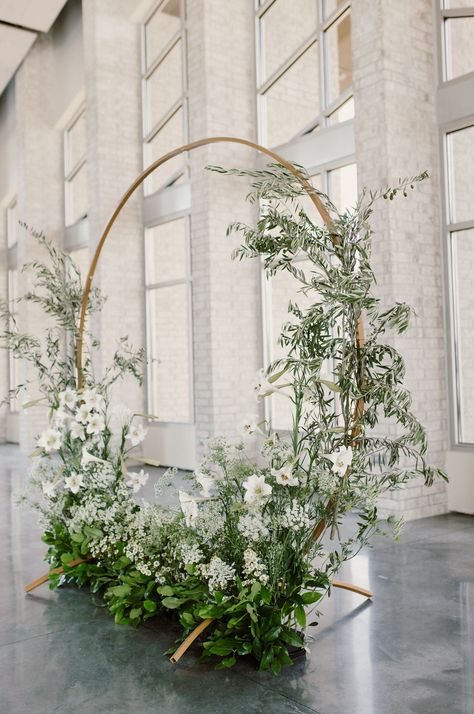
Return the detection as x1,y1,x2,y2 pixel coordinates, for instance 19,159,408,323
24,135,373,662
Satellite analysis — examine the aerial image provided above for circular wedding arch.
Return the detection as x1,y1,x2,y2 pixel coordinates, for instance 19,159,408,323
75,135,366,549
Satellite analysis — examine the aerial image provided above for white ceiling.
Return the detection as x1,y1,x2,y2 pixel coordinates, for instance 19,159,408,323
0,0,68,96
0,0,68,32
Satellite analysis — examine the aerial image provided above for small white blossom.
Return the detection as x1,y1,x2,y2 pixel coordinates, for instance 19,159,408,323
242,548,268,586
326,445,353,477
199,556,236,592
37,428,62,453
59,388,77,409
180,543,204,565
179,491,199,528
237,511,269,542
65,472,84,494
126,422,148,446
243,473,272,505
280,499,312,532
86,413,105,435
126,469,149,493
42,481,56,497
195,471,215,498
76,403,92,424
272,464,298,487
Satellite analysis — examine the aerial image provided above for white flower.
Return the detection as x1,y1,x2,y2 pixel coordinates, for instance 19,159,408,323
242,548,268,586
280,499,312,532
42,481,56,497
237,512,269,542
86,413,105,435
179,491,199,527
199,556,236,592
37,428,62,453
59,388,77,409
126,469,149,493
238,414,263,437
65,472,84,494
70,421,85,441
272,464,299,487
195,471,215,498
76,403,92,424
326,445,353,477
82,388,105,411
109,403,133,432
243,473,272,504
253,368,278,399
81,450,107,468
180,543,204,565
126,422,148,446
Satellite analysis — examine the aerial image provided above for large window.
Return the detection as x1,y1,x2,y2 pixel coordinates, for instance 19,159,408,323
256,0,353,147
142,0,188,195
445,123,474,444
441,2,474,81
145,216,193,422
64,106,87,227
6,199,19,412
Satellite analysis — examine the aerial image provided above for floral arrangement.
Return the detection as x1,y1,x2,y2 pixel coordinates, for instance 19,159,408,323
2,169,446,675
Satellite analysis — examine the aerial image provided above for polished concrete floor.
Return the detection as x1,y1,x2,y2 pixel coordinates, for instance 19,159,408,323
1,443,473,714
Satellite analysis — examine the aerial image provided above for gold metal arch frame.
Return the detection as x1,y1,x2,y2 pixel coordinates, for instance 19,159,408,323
24,137,373,659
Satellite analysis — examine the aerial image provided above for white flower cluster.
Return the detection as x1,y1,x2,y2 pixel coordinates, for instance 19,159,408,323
316,469,339,495
180,542,204,565
280,499,312,532
242,548,268,587
237,511,269,542
194,502,225,543
199,556,236,593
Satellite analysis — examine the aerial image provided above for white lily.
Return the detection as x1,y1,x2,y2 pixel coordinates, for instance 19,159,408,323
59,388,77,409
82,388,105,411
76,403,92,425
126,468,149,493
64,472,84,494
86,413,105,435
238,414,263,438
126,422,148,447
326,445,353,477
179,490,199,527
81,450,107,468
271,465,299,487
253,369,278,399
70,421,85,441
37,428,62,453
243,473,272,505
195,471,215,498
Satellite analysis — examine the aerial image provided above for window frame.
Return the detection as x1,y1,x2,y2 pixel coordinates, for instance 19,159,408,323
64,105,87,228
255,0,353,148
439,2,474,84
141,0,189,196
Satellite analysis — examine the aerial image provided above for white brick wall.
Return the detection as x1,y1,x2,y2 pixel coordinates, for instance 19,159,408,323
352,0,448,519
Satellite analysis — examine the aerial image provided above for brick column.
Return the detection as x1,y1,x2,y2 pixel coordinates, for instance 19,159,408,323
82,0,145,413
187,0,262,449
15,34,64,452
352,0,448,518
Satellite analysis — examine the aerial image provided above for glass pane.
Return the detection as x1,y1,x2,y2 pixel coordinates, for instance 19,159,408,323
264,41,319,147
447,125,474,223
7,201,17,248
147,283,191,422
445,17,474,80
66,162,88,226
260,0,318,82
145,0,181,69
325,11,352,105
66,110,86,173
451,229,474,442
444,1,474,9
328,163,357,212
327,96,354,124
145,40,183,132
144,107,185,194
323,0,347,19
145,217,187,285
